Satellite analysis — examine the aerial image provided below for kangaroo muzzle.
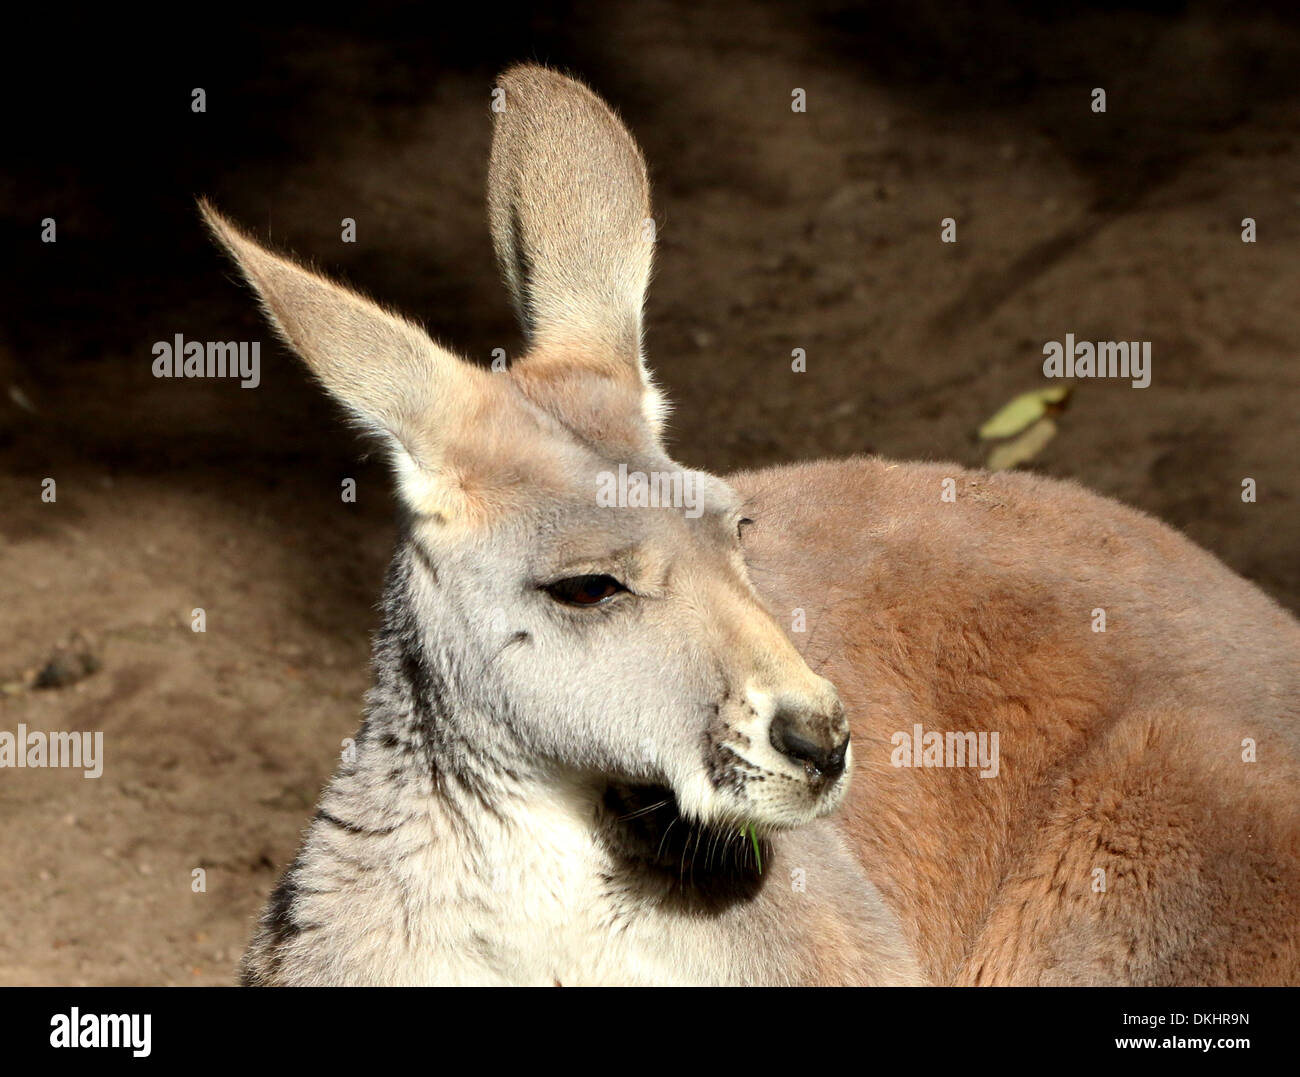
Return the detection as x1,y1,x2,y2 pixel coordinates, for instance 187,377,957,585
744,679,851,793
769,698,850,785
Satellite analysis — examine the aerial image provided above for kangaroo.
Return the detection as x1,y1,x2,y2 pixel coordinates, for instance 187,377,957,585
207,64,1300,986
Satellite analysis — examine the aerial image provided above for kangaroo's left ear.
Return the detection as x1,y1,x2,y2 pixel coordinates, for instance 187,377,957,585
200,200,493,521
487,64,668,439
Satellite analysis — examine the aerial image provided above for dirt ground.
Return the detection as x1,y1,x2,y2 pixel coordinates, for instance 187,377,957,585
1,1,1297,984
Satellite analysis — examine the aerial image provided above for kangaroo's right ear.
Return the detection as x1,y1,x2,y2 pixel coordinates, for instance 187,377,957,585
488,65,656,387
200,200,491,520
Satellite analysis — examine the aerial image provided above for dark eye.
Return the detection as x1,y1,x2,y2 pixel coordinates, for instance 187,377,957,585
736,517,754,540
543,574,627,606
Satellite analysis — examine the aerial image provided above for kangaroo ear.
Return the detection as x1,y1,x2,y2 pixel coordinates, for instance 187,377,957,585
488,65,666,431
200,200,490,519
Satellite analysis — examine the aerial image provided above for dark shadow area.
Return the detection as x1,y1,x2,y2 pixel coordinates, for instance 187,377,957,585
804,0,1300,331
3,0,1297,604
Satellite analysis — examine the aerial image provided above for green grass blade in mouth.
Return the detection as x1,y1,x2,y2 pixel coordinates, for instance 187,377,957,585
743,821,762,874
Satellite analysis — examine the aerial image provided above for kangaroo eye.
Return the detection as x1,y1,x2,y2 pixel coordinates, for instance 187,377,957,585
736,517,754,540
544,574,627,606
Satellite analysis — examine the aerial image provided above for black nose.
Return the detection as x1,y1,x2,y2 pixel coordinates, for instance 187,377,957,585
769,711,849,782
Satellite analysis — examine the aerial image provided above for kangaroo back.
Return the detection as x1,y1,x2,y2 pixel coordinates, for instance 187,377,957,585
736,457,1300,984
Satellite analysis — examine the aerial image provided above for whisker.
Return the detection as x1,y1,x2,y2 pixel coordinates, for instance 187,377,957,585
616,798,671,822
655,817,679,862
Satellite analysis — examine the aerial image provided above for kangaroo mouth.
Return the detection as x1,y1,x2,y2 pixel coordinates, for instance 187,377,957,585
597,782,768,911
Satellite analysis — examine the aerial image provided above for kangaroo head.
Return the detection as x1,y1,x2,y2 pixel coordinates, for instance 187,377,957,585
202,64,849,833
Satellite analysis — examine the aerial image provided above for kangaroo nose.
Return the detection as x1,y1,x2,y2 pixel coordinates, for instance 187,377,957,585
769,710,849,782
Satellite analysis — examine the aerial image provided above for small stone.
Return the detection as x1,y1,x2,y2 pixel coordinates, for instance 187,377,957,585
34,651,101,690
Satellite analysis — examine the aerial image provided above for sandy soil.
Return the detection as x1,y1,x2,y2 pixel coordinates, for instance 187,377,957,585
1,1,1297,983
